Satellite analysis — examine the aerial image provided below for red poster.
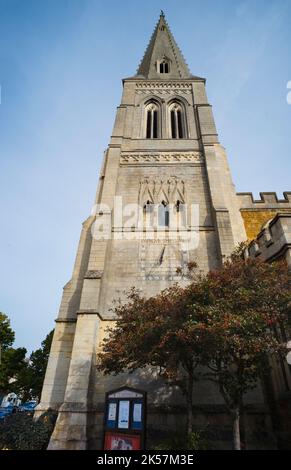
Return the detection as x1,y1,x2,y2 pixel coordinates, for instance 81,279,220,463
104,432,141,450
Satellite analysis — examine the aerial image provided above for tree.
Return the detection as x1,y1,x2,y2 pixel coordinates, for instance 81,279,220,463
27,330,54,400
17,330,54,401
0,347,27,396
0,313,27,396
0,312,15,352
199,254,291,449
97,286,214,439
0,312,54,401
97,253,290,449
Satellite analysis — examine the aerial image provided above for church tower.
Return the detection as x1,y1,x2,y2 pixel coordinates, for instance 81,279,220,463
36,13,250,449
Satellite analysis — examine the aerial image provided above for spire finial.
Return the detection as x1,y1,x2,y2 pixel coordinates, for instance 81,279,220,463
160,10,165,18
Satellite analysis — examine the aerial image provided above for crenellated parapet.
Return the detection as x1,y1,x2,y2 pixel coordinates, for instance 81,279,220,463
237,192,291,209
237,192,291,240
244,212,291,266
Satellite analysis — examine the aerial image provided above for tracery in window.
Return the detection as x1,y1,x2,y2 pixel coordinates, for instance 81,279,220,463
145,101,159,138
169,102,186,139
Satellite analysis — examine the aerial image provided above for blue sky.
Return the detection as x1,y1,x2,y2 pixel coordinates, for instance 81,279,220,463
0,0,291,353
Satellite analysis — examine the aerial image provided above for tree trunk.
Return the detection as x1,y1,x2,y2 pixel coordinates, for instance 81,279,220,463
232,408,241,450
186,376,194,438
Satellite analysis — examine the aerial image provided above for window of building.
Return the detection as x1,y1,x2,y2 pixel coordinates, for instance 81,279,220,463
175,200,187,229
158,201,169,227
145,102,159,138
143,201,153,213
143,200,154,227
157,58,170,74
159,60,169,73
169,102,186,139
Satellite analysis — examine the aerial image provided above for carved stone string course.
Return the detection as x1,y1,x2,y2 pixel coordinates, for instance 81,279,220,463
136,82,192,89
136,82,192,95
120,152,203,165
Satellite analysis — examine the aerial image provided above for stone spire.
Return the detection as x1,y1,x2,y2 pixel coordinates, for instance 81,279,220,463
136,11,192,79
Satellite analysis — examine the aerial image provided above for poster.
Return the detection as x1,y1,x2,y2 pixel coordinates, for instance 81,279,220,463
104,432,141,450
118,400,130,429
108,403,117,421
133,403,142,422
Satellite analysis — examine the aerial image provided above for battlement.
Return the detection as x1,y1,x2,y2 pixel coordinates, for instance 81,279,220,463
244,212,291,266
237,192,291,210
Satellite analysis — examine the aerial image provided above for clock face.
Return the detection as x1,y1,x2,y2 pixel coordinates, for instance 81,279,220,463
139,239,188,280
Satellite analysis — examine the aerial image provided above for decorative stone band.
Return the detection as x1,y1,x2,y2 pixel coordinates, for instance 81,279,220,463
120,152,203,166
135,81,192,95
136,82,192,89
136,89,192,95
84,270,103,279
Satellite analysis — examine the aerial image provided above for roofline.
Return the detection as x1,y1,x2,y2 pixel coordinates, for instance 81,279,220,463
122,76,206,84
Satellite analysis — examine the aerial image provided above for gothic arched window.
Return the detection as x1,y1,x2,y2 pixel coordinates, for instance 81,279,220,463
158,201,169,227
157,58,170,74
143,200,154,227
143,200,153,213
175,200,186,228
160,60,169,73
169,102,186,139
145,101,159,139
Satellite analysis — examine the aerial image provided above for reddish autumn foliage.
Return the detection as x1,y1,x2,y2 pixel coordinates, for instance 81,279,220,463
97,250,291,448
